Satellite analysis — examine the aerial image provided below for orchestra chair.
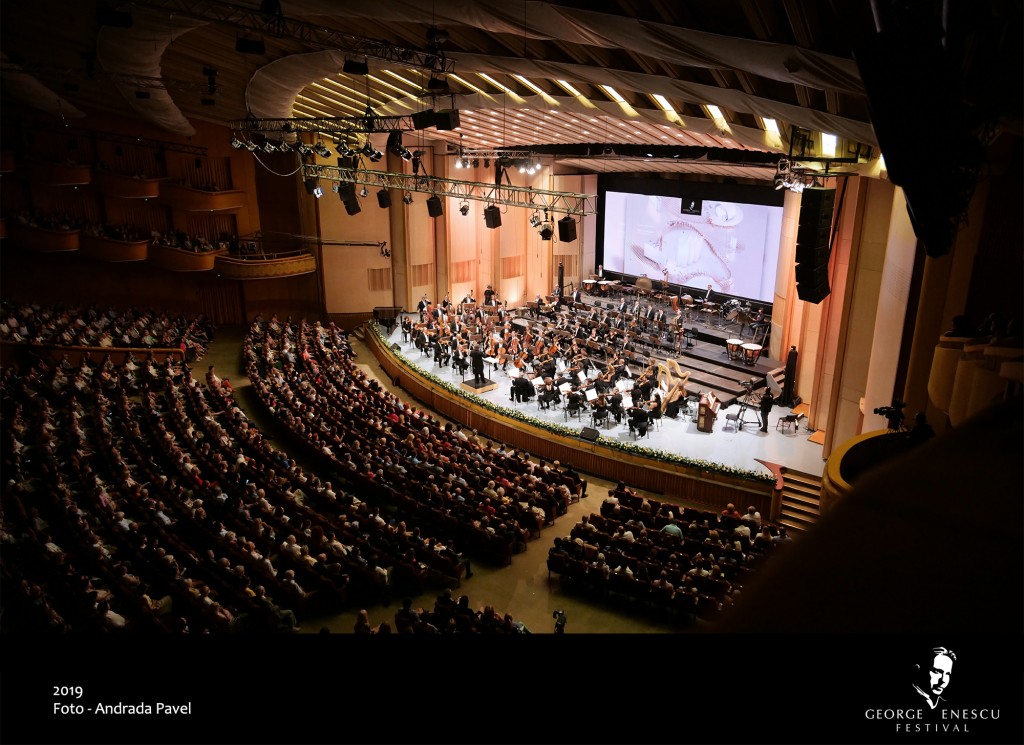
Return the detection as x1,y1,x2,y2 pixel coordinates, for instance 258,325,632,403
776,413,801,432
724,411,740,431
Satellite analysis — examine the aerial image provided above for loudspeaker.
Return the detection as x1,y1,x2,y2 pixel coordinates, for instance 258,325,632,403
796,277,831,304
795,188,835,304
796,188,835,252
434,109,461,131
376,189,391,208
337,183,357,202
484,205,502,229
579,426,600,442
343,199,361,216
411,110,436,130
557,216,577,242
235,37,265,55
426,195,444,217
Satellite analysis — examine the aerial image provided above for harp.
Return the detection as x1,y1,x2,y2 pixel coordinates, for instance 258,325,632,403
654,358,690,411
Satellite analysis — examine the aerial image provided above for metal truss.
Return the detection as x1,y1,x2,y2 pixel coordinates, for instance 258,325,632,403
231,115,426,136
130,0,455,73
302,164,597,216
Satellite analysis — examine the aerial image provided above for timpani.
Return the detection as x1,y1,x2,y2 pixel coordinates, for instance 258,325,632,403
741,343,762,366
583,279,596,293
597,280,611,296
726,338,743,361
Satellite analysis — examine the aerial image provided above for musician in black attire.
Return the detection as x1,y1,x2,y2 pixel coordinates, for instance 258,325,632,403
510,376,535,403
759,390,774,432
538,379,560,410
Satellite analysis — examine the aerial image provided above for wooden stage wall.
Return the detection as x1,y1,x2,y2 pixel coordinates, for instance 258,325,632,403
365,328,773,515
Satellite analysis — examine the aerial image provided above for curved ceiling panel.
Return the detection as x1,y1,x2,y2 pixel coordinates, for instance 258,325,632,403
96,5,209,137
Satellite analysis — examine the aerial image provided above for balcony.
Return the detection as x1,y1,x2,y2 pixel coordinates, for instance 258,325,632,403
80,234,149,262
29,161,92,186
147,243,225,271
214,250,317,280
159,183,244,211
93,171,163,199
7,221,79,252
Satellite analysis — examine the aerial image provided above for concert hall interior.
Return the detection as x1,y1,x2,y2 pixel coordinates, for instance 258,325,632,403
0,0,1020,640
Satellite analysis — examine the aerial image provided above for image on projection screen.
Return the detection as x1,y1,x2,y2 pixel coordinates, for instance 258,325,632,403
603,192,782,302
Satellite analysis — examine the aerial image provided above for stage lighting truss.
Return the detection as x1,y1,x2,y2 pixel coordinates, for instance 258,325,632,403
301,164,596,216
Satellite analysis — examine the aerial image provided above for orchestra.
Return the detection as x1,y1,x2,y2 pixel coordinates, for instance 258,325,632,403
397,279,770,429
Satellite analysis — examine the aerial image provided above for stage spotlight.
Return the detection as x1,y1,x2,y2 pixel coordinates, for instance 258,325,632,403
230,137,244,149
403,192,413,204
262,140,278,153
472,158,479,168
459,202,470,216
243,141,258,151
454,158,463,169
484,158,490,168
529,212,542,228
278,141,291,152
313,142,332,158
368,149,383,162
360,186,368,198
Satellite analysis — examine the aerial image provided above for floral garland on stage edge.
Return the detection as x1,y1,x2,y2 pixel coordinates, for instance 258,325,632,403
369,323,775,485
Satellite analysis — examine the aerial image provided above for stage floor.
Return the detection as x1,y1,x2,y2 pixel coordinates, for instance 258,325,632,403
382,320,826,478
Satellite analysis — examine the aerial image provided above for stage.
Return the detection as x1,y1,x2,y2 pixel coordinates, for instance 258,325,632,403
382,319,826,478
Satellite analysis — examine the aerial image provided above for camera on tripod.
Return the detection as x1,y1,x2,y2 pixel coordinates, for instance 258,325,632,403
874,399,906,431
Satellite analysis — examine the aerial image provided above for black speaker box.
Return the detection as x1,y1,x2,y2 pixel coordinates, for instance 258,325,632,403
376,189,392,208
795,188,835,304
797,279,831,304
557,216,577,242
579,426,600,442
484,205,502,229
337,182,357,202
343,199,361,216
796,188,836,251
411,110,436,130
434,109,461,131
235,37,265,55
426,195,444,217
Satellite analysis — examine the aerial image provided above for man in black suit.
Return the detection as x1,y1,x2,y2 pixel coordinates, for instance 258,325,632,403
572,288,583,304
470,345,486,385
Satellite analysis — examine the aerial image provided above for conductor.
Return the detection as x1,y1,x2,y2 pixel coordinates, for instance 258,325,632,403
470,345,486,385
